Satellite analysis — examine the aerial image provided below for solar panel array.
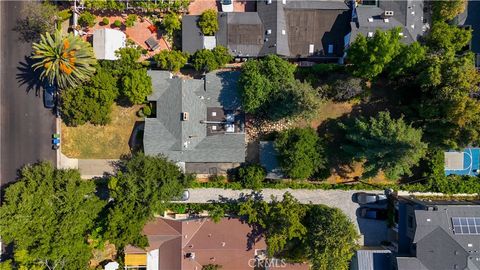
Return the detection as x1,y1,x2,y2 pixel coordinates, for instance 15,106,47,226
452,217,480,235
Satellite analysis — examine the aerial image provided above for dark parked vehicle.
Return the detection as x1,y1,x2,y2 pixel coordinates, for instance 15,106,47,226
353,192,387,204
43,83,56,109
359,207,388,220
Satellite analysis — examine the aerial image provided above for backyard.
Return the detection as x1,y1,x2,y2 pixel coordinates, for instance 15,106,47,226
61,105,142,159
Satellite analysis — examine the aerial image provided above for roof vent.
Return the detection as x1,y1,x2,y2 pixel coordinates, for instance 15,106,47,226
186,252,195,259
266,29,272,35
469,244,473,247
281,29,286,35
309,44,314,54
384,18,389,23
221,242,226,247
367,32,374,37
383,10,394,17
266,0,272,4
368,17,374,22
426,218,431,222
282,0,286,4
182,112,189,121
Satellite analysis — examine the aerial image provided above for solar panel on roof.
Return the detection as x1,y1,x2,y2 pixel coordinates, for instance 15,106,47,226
452,217,480,235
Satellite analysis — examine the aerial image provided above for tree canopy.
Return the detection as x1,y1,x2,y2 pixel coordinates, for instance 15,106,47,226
198,9,219,35
162,12,181,36
426,21,471,55
237,163,266,190
432,0,466,21
61,67,119,126
153,50,188,72
0,163,105,269
105,153,190,248
191,46,232,72
302,205,358,270
238,192,307,256
275,127,325,180
121,68,152,104
340,111,428,180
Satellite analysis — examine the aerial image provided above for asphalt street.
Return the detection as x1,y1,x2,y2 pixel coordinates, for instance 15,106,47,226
186,188,389,246
0,1,56,188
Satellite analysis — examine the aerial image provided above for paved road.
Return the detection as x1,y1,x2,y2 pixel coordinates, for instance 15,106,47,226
0,1,56,188
187,188,389,246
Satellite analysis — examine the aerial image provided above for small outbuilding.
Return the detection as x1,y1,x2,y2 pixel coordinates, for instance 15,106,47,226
92,28,126,60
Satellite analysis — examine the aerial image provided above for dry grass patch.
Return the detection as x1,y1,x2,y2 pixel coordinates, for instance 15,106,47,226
295,101,354,129
61,105,142,159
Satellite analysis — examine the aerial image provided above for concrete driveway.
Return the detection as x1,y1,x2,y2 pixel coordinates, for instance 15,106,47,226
186,188,389,246
0,1,57,187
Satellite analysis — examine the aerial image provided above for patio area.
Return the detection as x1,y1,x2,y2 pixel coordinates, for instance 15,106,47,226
188,0,255,15
82,15,170,57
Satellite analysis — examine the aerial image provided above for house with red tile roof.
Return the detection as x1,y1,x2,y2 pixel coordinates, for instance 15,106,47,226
124,217,308,270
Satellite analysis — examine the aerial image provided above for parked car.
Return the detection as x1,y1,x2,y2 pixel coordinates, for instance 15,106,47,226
221,0,234,12
359,207,388,220
43,83,56,109
353,192,387,204
173,190,190,201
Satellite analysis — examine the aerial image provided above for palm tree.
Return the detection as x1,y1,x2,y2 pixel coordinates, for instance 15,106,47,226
32,30,97,90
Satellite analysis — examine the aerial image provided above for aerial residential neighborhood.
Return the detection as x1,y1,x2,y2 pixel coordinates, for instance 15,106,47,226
0,0,479,270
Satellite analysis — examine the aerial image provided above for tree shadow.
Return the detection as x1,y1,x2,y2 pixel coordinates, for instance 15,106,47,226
16,55,44,96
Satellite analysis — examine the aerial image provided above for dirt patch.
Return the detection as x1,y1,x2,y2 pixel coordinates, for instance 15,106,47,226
326,161,393,185
61,105,142,159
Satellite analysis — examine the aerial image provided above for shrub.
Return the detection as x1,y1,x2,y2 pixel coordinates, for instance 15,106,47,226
208,174,226,183
125,14,137,27
328,76,364,101
198,9,218,35
102,17,109,25
162,12,181,36
237,164,266,190
78,11,96,27
191,46,231,72
142,105,152,117
113,19,122,28
121,68,153,105
57,9,72,22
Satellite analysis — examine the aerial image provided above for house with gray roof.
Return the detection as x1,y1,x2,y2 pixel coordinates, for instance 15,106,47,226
182,0,351,60
351,0,429,44
394,197,480,270
143,71,245,174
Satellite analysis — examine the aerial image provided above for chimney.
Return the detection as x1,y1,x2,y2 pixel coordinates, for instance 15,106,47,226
382,10,394,18
182,112,189,121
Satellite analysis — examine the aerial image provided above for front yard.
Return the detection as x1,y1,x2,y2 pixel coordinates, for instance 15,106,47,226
61,105,142,159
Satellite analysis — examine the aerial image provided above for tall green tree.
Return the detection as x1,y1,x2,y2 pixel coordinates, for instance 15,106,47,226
432,0,466,21
340,111,428,179
0,163,105,269
32,30,97,89
238,192,307,256
303,205,358,270
105,153,190,248
153,50,188,72
347,28,402,80
61,67,119,126
270,80,322,120
426,22,471,55
275,127,326,180
198,9,218,35
387,42,426,78
191,46,232,72
239,55,296,114
162,12,181,36
121,68,152,104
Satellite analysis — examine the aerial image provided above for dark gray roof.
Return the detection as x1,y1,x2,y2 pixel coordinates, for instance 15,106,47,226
396,257,428,270
398,204,480,270
144,71,245,163
182,15,204,54
259,141,283,179
182,0,350,58
351,0,428,44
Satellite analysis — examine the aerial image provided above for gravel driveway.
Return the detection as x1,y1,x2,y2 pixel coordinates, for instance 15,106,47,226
186,188,389,246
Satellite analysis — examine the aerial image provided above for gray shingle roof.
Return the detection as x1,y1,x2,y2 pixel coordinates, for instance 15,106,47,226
182,0,350,58
354,249,393,270
398,204,480,270
351,0,428,44
144,71,245,163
